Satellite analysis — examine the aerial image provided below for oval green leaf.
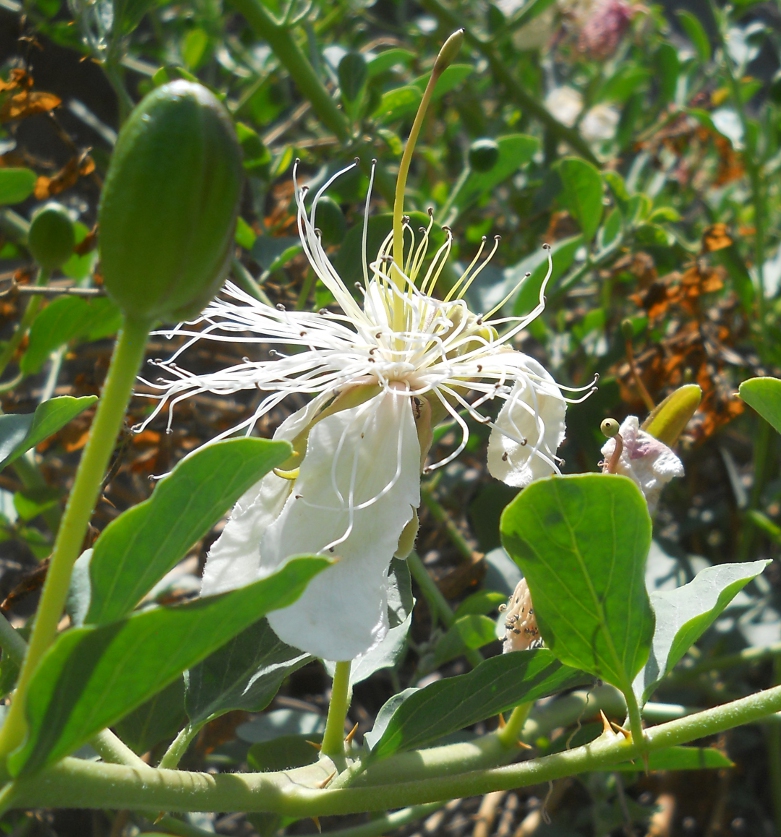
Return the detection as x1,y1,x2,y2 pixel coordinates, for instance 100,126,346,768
739,376,781,435
0,168,36,206
500,474,654,694
368,649,589,760
556,157,604,242
86,438,292,624
11,555,329,776
0,396,97,472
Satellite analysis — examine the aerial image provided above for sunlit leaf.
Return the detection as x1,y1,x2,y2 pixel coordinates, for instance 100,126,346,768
501,474,654,696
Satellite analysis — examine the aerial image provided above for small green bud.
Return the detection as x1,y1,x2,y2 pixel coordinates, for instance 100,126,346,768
432,29,464,77
601,418,620,438
468,139,500,172
641,384,702,446
98,80,243,323
314,196,346,246
621,318,635,340
28,203,75,271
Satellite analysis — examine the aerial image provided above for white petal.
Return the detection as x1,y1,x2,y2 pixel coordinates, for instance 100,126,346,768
201,393,332,597
601,416,684,513
263,388,421,661
487,356,566,487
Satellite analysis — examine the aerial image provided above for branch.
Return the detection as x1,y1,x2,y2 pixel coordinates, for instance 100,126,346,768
10,683,781,816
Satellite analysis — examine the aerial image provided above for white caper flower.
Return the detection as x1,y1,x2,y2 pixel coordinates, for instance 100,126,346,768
139,161,592,661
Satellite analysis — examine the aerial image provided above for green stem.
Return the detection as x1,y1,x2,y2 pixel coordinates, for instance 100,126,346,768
0,208,30,243
496,702,532,748
407,551,483,670
321,661,352,760
227,0,395,204
91,730,150,771
158,723,204,770
420,483,476,562
0,267,50,381
10,683,781,815
769,658,781,835
0,316,151,758
417,0,599,166
624,688,646,753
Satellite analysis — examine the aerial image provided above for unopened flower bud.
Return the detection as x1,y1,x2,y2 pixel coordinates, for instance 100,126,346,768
28,203,75,271
98,80,243,323
468,139,500,173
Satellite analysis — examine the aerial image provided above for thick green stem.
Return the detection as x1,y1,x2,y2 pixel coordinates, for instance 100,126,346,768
321,661,352,759
10,683,781,814
158,724,204,770
496,702,532,748
0,316,151,758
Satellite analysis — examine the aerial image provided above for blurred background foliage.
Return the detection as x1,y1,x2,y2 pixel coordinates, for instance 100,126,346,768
2,0,781,833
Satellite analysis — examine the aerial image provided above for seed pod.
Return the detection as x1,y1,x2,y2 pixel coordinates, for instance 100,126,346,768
98,80,243,323
28,203,75,271
468,139,500,172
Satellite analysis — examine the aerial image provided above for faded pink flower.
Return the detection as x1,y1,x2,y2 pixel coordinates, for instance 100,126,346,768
601,415,684,513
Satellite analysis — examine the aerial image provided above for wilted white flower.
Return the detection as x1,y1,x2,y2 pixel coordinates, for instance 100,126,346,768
601,415,684,513
545,86,584,128
580,103,620,143
139,160,593,662
500,578,541,653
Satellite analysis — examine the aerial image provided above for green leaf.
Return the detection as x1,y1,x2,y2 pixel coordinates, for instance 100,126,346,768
0,396,97,472
338,52,368,103
500,474,654,695
556,158,603,242
185,618,310,725
613,746,732,772
433,614,498,667
636,560,768,704
373,86,421,124
248,734,321,772
509,235,583,317
740,377,781,434
453,591,507,619
11,555,329,776
0,168,36,206
86,438,292,624
113,677,186,755
460,134,539,209
676,11,711,62
366,48,414,78
412,64,473,99
22,297,123,375
368,649,588,759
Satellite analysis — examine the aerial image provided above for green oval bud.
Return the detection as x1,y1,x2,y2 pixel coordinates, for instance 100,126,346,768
28,203,75,271
468,139,500,173
99,80,243,323
314,196,346,246
641,384,702,446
